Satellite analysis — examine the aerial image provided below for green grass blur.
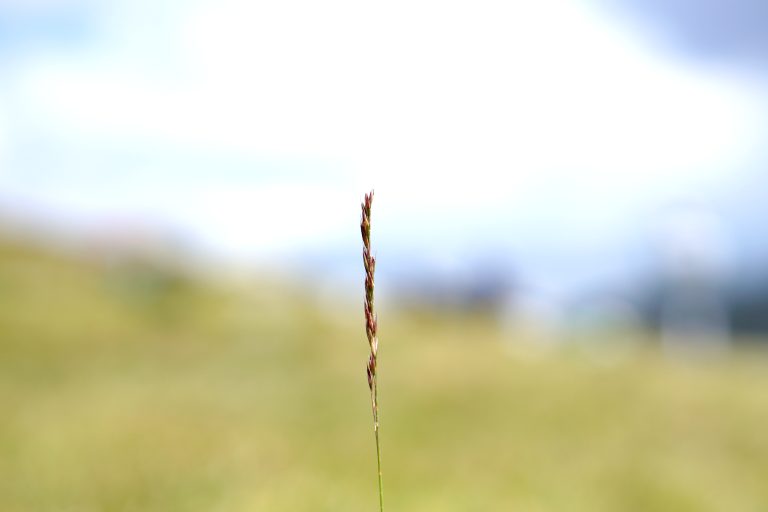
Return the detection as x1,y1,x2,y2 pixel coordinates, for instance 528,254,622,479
1,238,768,512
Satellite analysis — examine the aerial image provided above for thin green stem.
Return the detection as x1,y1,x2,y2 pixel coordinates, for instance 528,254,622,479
372,375,383,512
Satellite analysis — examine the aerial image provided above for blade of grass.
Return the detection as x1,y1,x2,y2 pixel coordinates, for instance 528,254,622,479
361,190,383,512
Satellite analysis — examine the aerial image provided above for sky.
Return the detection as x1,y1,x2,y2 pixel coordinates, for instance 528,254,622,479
0,0,766,298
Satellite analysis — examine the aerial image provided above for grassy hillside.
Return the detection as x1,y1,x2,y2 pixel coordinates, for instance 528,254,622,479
1,238,767,511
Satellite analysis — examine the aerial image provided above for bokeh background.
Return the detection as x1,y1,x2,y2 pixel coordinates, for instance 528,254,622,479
1,1,768,510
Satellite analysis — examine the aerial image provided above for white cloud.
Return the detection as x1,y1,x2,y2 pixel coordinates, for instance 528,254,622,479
8,0,764,255
0,103,8,172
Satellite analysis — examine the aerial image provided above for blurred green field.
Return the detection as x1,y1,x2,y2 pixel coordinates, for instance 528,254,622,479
1,239,768,512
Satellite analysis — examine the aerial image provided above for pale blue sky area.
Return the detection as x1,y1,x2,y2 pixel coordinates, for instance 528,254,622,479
0,0,766,300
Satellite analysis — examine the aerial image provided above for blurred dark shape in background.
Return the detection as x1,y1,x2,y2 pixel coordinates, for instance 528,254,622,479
392,256,514,314
654,208,730,355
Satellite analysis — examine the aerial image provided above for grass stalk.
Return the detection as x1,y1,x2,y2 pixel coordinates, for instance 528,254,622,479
360,190,383,512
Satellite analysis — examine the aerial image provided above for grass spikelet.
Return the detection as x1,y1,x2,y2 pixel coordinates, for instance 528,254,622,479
360,190,383,512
